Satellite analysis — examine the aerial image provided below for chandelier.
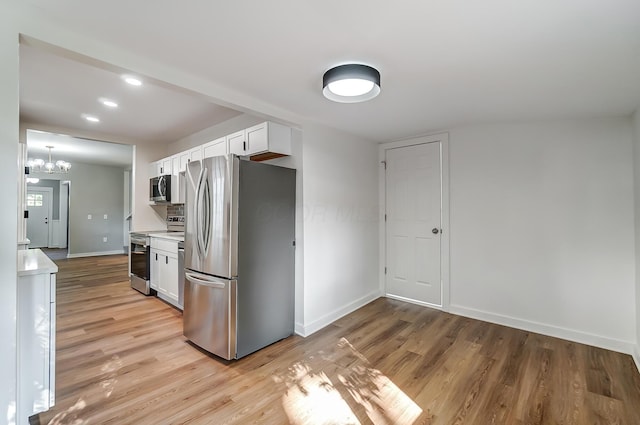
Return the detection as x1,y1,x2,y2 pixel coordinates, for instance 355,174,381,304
28,146,71,173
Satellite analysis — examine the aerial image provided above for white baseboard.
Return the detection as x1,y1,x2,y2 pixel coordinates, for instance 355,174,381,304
449,304,635,355
67,249,125,258
633,345,640,374
296,290,382,337
385,293,443,310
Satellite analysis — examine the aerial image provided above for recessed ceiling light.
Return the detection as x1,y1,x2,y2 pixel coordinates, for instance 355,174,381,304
100,98,118,108
82,114,100,123
122,75,143,86
322,64,381,103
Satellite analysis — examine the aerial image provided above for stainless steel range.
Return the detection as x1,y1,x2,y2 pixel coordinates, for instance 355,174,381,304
129,217,185,296
129,232,151,295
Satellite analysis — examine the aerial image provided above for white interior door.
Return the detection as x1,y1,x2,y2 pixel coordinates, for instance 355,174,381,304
27,188,53,248
385,142,442,306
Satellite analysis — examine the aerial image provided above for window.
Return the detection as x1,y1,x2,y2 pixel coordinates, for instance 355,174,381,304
27,193,43,207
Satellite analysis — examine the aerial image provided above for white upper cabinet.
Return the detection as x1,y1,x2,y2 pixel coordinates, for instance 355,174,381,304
246,123,270,154
189,146,202,163
179,151,190,172
150,121,292,181
150,157,172,177
228,122,292,160
227,130,246,156
161,157,172,175
171,154,180,176
202,137,228,159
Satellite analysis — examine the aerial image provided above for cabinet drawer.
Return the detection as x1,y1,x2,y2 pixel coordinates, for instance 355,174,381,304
150,238,178,253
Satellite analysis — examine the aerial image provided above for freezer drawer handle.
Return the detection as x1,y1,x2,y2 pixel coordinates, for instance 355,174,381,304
185,272,226,289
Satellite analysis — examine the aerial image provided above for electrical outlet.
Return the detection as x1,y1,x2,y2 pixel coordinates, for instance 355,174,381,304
104,214,108,220
88,214,92,220
103,237,108,243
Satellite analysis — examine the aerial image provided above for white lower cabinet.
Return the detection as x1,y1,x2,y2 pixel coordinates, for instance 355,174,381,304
17,249,57,425
150,238,180,308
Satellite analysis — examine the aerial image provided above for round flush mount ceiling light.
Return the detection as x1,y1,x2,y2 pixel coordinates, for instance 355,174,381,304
322,64,381,103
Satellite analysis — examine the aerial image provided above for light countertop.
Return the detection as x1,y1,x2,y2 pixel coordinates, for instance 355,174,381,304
18,249,58,276
149,232,184,242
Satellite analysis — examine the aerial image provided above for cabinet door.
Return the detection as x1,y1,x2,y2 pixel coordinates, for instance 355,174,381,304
157,253,169,295
17,273,53,421
161,157,172,175
189,147,202,163
245,122,268,155
203,137,227,159
171,155,180,176
165,255,179,301
150,249,160,290
179,152,190,172
227,130,246,155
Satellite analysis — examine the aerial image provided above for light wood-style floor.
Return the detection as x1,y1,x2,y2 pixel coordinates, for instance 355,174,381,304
35,254,640,425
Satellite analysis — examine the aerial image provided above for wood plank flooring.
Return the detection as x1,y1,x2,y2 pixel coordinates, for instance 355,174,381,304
35,254,640,424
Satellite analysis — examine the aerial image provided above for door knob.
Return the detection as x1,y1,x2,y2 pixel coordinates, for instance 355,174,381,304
432,228,440,234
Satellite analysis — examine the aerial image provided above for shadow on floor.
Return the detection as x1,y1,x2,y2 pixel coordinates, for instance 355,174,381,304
40,248,68,261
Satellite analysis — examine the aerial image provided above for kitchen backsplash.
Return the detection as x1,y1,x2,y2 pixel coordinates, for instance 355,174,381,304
167,204,184,217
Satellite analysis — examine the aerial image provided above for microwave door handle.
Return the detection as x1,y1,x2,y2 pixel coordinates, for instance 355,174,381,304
185,272,226,289
158,175,165,197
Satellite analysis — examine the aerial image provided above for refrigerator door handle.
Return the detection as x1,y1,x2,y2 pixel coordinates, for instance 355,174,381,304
185,272,226,289
188,163,205,259
200,168,211,258
195,167,206,259
196,167,209,259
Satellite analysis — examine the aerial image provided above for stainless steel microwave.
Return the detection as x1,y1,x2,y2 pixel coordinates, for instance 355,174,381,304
150,174,174,202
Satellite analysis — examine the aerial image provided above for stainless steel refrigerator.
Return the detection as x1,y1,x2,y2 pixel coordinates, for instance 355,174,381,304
183,154,296,360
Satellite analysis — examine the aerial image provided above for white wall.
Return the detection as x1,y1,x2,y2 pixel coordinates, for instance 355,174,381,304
0,8,19,424
448,118,636,353
130,143,167,232
67,163,126,255
299,123,380,335
632,109,640,369
30,162,127,255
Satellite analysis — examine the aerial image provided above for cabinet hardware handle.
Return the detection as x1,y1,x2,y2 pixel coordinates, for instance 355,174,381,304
165,256,168,264
156,253,158,261
243,141,246,151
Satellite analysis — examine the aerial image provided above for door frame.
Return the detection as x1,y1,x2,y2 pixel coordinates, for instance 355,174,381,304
378,132,450,311
27,186,54,248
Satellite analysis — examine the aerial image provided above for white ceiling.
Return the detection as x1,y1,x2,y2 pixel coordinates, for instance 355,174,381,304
26,130,134,169
15,0,640,145
20,43,243,167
